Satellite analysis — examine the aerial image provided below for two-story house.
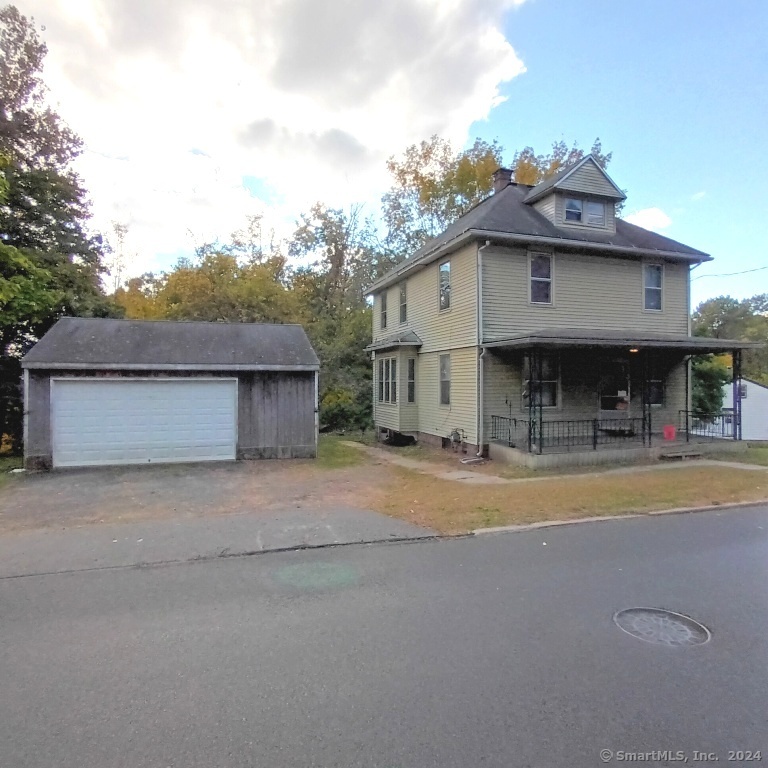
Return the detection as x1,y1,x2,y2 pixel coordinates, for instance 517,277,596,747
365,156,757,466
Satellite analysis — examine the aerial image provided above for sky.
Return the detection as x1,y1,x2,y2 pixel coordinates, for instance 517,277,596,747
18,0,768,307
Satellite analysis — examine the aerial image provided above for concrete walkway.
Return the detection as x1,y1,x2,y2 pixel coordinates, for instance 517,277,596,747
345,442,768,485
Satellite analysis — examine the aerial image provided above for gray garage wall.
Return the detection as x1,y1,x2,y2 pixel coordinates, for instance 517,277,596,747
24,370,317,470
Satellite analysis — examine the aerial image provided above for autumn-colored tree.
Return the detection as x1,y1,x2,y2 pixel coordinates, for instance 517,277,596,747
381,136,504,256
512,138,612,185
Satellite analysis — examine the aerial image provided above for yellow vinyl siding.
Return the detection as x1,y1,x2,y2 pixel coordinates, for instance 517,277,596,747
533,196,556,222
558,162,619,197
554,194,616,232
372,243,478,350
417,347,478,445
482,247,689,341
373,348,419,433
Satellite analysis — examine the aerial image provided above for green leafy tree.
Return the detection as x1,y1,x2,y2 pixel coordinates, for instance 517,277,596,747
0,5,118,452
693,295,768,385
691,355,731,414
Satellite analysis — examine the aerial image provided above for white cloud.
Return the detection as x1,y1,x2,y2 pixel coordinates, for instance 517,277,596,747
624,207,672,233
18,0,527,276
691,190,706,201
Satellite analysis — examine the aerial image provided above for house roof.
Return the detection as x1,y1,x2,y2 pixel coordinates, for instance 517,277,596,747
368,181,711,294
523,155,626,204
364,330,422,353
21,318,320,371
482,328,762,353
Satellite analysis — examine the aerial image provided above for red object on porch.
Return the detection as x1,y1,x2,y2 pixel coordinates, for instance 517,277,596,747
663,425,676,441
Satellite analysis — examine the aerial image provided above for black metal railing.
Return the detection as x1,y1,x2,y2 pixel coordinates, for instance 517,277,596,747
491,415,647,454
678,411,735,441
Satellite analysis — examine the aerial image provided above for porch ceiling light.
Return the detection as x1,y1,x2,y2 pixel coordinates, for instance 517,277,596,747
629,348,639,353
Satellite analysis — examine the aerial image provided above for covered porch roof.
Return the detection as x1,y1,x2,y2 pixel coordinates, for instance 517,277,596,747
482,329,762,354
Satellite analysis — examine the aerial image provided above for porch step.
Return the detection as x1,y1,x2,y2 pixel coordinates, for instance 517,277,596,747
659,450,703,461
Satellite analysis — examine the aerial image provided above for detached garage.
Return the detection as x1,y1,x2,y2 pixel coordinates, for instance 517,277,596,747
22,318,320,470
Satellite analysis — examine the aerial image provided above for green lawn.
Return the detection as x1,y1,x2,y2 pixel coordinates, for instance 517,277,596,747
0,455,23,489
710,446,768,467
316,434,367,469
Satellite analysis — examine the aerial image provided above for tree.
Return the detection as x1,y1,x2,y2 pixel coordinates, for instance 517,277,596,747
691,355,731,414
693,295,768,385
0,6,118,452
158,252,300,324
381,136,503,257
512,138,612,185
381,135,614,257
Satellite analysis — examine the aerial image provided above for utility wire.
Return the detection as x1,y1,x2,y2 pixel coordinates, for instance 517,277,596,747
691,265,768,281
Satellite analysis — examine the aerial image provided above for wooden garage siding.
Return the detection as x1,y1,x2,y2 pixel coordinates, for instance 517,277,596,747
24,369,316,469
240,372,316,459
417,347,478,446
481,246,689,341
372,243,478,352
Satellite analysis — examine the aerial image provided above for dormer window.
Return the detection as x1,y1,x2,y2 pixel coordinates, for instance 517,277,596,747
586,201,605,226
565,198,582,222
564,197,606,227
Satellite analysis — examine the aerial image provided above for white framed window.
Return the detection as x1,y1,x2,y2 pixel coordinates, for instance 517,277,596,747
529,252,553,304
380,291,388,328
522,353,559,408
407,358,416,403
564,198,582,222
644,264,663,311
439,354,451,405
586,200,605,226
377,357,397,404
399,283,407,324
438,261,451,311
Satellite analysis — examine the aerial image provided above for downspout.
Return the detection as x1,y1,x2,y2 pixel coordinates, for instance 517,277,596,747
476,240,491,456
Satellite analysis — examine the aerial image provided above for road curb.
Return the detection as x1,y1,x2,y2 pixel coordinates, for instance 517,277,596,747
472,499,768,536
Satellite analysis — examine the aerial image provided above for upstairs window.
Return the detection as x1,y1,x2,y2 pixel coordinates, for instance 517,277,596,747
380,291,387,329
644,264,663,311
399,283,407,323
438,261,451,311
530,253,553,304
565,198,582,222
586,201,605,226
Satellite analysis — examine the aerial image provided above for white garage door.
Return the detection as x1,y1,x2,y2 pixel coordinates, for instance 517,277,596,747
51,378,237,468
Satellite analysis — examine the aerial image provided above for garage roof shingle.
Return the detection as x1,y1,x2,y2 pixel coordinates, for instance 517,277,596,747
22,318,320,371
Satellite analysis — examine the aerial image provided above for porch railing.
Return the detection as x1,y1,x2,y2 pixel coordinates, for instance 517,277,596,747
491,415,647,454
678,411,735,441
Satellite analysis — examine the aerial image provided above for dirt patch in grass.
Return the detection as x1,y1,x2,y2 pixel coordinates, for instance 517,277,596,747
369,465,768,534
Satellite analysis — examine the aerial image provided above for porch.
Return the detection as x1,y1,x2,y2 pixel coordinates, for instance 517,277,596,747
481,328,759,468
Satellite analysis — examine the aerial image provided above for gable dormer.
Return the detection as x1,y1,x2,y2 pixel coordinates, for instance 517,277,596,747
523,155,626,235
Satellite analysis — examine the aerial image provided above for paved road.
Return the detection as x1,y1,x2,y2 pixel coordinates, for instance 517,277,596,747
1,507,767,768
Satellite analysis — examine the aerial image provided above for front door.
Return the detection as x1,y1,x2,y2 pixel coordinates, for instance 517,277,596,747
599,360,630,419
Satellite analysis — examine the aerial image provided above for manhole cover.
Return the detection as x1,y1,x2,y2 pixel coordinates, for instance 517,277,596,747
614,608,711,647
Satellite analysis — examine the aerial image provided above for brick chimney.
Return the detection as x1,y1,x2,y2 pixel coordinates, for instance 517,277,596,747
492,167,513,194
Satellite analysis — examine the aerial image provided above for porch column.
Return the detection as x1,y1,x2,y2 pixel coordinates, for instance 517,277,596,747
732,349,743,441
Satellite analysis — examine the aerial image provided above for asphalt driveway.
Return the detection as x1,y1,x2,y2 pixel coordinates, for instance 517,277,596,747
0,460,435,575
